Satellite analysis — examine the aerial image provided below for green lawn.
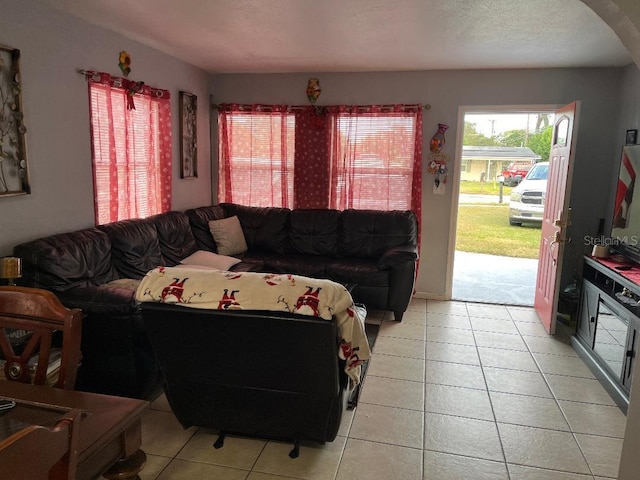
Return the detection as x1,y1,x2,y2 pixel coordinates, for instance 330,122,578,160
456,203,541,258
459,180,513,196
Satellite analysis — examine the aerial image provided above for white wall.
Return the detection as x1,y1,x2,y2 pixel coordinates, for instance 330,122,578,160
0,0,213,256
210,68,624,298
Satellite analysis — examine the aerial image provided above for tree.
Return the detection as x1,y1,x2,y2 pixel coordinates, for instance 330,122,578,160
463,122,498,146
527,126,553,161
463,118,553,161
497,129,528,147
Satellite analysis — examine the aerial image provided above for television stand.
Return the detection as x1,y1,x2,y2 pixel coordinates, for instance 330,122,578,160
573,254,640,412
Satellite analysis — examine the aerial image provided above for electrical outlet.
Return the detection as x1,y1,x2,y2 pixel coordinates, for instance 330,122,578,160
433,182,445,195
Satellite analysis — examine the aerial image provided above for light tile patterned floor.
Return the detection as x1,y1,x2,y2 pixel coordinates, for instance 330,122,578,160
139,299,625,480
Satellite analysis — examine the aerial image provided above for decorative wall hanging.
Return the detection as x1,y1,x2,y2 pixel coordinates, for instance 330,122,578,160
306,78,322,104
119,51,131,77
179,91,198,179
428,123,450,193
0,45,30,197
430,123,448,153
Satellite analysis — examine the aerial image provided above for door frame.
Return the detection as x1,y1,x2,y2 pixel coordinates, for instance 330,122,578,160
445,104,560,301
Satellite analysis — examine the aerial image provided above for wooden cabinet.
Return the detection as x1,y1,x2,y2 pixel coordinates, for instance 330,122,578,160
575,256,640,411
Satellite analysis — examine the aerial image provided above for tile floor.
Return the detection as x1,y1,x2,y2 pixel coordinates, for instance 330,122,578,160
139,299,625,479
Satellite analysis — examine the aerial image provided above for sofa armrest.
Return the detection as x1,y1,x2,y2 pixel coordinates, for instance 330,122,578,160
377,245,418,270
55,286,139,315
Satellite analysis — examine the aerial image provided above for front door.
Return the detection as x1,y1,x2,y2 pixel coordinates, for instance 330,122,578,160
534,102,580,334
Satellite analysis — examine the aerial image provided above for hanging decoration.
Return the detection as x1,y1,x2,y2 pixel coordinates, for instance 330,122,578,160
118,51,131,77
125,80,144,110
306,78,322,104
0,45,30,197
428,123,450,191
430,123,448,153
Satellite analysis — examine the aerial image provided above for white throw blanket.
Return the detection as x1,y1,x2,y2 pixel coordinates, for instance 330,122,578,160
135,266,371,383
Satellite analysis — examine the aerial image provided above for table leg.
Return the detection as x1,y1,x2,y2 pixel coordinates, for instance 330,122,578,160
102,449,146,480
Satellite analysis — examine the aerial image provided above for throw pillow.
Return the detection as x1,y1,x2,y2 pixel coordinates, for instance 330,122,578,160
208,216,248,256
180,250,241,271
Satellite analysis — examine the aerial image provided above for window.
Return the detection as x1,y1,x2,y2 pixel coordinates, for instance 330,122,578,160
218,108,295,207
330,112,419,210
87,73,172,225
218,104,422,213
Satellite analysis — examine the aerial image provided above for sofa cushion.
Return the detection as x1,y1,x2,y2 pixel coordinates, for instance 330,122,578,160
180,250,241,271
100,278,142,290
262,254,331,278
338,209,418,258
228,253,266,273
151,211,198,266
289,209,340,256
98,218,163,279
185,205,227,252
326,258,389,287
208,216,248,256
57,285,139,315
13,228,119,290
222,203,289,255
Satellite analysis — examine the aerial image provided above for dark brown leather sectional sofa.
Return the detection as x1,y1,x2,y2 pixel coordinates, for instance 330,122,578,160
12,203,419,402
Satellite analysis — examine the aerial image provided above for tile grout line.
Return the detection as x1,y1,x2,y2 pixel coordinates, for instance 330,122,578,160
465,302,513,480
422,305,428,480
507,306,597,479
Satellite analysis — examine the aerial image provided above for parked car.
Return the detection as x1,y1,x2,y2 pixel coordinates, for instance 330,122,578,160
502,160,536,186
508,162,549,226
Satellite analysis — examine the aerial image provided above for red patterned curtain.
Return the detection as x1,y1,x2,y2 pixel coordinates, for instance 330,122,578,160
293,108,331,208
86,71,172,225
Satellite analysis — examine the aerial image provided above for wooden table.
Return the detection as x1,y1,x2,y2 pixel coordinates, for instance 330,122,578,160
0,381,149,479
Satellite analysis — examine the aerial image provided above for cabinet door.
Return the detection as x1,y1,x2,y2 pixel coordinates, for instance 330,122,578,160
622,326,638,390
578,281,599,347
593,297,628,382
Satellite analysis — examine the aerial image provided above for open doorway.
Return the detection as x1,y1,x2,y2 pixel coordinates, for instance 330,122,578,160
451,107,555,306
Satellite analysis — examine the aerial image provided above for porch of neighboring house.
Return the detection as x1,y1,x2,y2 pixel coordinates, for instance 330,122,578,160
460,145,541,182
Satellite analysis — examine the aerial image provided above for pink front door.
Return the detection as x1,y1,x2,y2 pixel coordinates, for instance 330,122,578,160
534,102,580,334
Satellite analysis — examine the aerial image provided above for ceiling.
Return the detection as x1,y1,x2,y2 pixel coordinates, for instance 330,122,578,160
47,0,633,74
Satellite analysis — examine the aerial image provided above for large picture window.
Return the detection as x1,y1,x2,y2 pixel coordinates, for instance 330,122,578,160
330,111,419,211
86,72,172,225
218,104,422,214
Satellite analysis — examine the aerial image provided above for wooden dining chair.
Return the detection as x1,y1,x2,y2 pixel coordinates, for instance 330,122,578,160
0,409,82,480
0,286,82,390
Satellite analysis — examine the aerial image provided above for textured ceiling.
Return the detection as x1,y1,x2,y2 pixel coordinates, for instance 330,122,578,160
46,0,633,73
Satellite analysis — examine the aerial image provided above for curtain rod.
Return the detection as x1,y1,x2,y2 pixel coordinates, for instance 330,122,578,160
212,103,431,111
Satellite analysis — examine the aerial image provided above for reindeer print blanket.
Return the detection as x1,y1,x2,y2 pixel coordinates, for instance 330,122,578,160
135,266,371,383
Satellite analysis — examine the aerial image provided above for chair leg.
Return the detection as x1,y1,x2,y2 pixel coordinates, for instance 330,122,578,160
289,439,300,459
102,449,146,480
213,433,226,449
394,310,404,322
